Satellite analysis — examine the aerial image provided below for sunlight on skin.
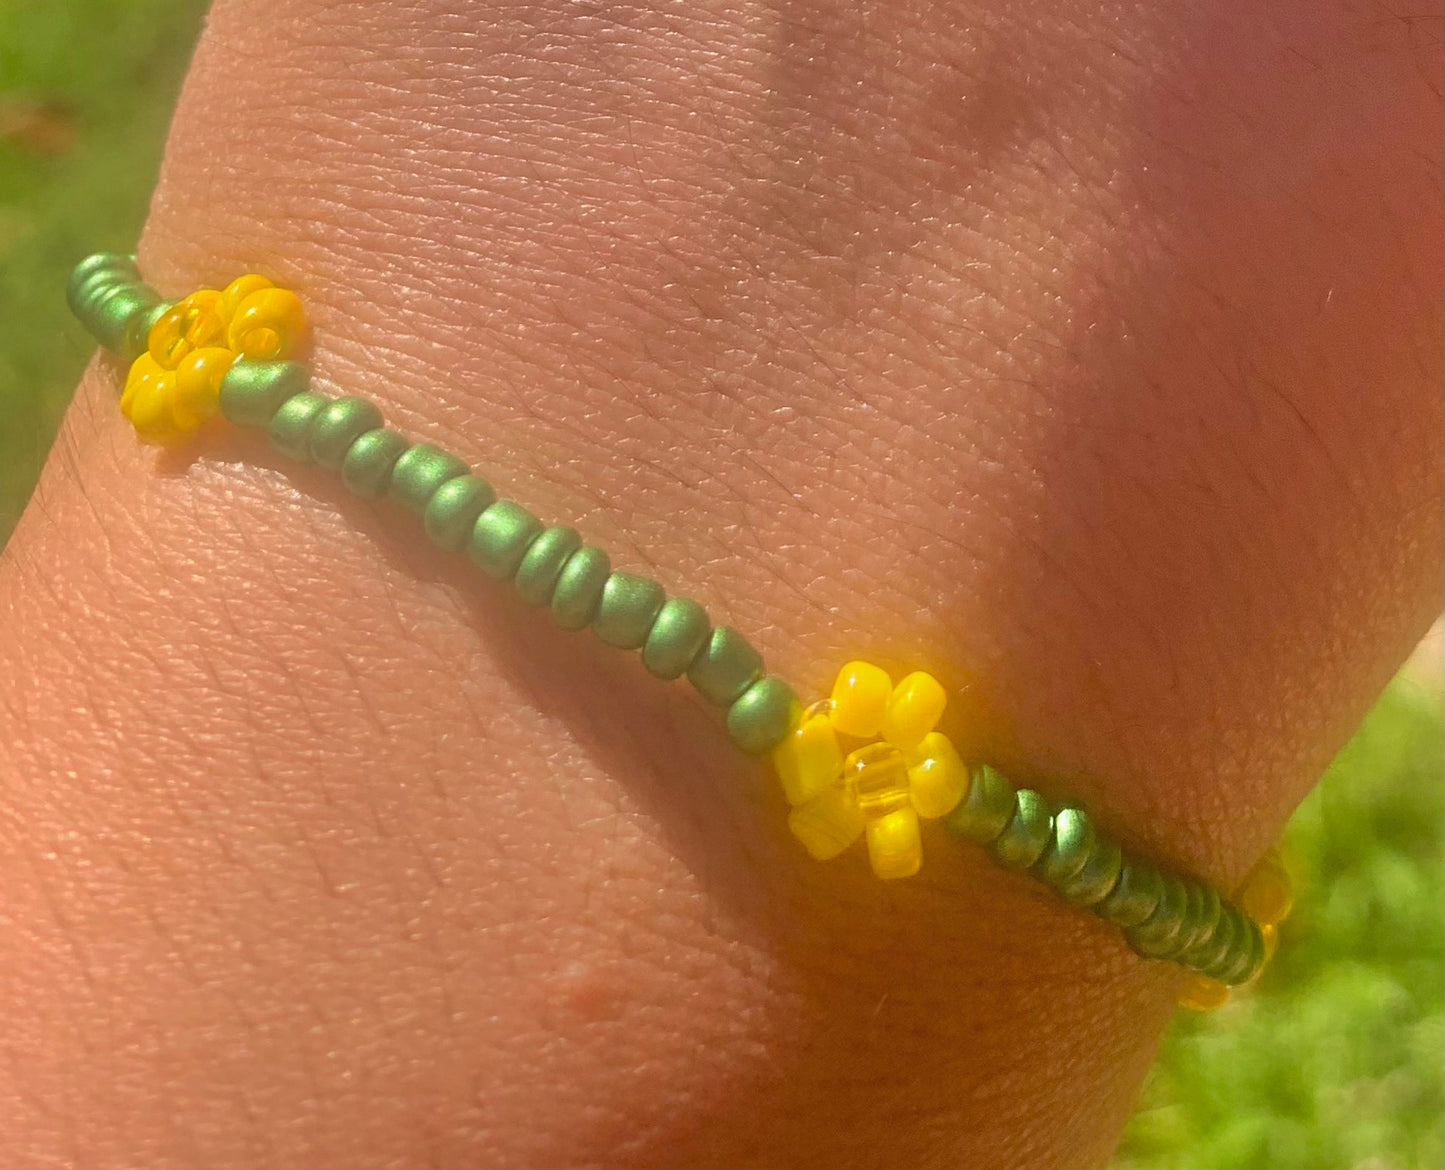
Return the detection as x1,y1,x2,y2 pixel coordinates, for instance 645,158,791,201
0,2,1439,1165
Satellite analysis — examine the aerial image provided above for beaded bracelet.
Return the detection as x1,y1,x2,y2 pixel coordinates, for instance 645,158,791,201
67,253,1294,1011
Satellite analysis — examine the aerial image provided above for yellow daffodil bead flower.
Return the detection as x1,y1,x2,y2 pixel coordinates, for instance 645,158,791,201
775,661,968,879
119,273,307,443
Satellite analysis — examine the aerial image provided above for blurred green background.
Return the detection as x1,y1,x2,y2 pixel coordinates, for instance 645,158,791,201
2,3,1441,1166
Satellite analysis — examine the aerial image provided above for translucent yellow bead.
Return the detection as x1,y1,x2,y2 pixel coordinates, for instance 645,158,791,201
772,704,843,807
147,289,226,369
1239,849,1293,927
227,286,308,359
1177,974,1231,1012
880,670,946,751
1261,923,1278,962
865,805,922,880
905,731,969,819
843,742,911,819
829,660,892,738
788,786,866,861
172,347,237,430
216,273,274,323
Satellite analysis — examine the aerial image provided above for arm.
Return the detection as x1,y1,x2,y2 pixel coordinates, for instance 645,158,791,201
1,1,1440,1164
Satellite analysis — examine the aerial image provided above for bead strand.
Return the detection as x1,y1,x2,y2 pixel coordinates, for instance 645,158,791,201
70,257,1290,1009
215,357,801,758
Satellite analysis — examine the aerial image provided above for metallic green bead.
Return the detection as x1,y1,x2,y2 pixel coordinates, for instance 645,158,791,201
219,360,312,427
268,392,331,461
514,526,582,605
551,546,611,630
1215,915,1265,986
1125,874,1189,958
388,443,469,513
1095,858,1163,928
687,625,763,705
82,282,164,356
67,259,140,322
308,396,385,471
726,675,799,755
1037,806,1097,887
424,475,497,554
1058,835,1123,906
990,788,1053,869
642,596,710,680
469,500,542,580
1162,882,1212,961
944,763,1016,844
1194,904,1241,978
67,252,138,316
340,428,409,497
593,572,667,649
1178,884,1223,958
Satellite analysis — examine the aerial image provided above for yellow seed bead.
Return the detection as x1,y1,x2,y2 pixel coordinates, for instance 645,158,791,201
880,670,946,752
172,347,237,430
147,289,226,370
1239,849,1293,927
1261,923,1278,962
829,660,892,738
788,786,865,861
1177,975,1232,1011
865,805,922,880
843,742,911,819
120,352,166,417
772,706,844,807
216,273,274,323
127,376,183,444
905,731,969,819
227,286,308,359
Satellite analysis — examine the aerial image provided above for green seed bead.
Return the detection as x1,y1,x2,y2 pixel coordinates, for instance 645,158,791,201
1179,884,1223,958
551,546,611,630
1163,882,1212,960
1194,904,1241,978
1037,806,1097,887
944,763,1016,844
469,500,543,580
1215,915,1264,985
83,282,164,356
514,526,582,605
340,428,409,497
1058,836,1123,906
67,253,138,315
687,625,763,705
991,789,1054,869
388,443,469,513
593,572,667,649
268,391,331,461
219,360,312,427
424,475,497,553
726,675,799,755
1095,858,1164,928
1126,874,1189,958
642,597,711,680
308,396,385,471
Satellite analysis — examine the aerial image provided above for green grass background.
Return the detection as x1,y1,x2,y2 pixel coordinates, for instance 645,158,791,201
2,4,1441,1166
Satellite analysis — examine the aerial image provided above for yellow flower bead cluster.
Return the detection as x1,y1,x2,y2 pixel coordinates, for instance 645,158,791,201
773,661,968,879
121,274,307,443
1176,848,1293,1011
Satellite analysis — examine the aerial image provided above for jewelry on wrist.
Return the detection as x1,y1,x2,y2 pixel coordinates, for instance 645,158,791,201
67,253,1293,1010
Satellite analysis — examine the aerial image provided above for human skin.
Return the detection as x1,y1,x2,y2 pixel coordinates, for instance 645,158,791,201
0,1,1440,1165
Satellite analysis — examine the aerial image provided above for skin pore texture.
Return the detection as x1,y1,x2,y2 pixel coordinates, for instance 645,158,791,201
0,1,1440,1165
